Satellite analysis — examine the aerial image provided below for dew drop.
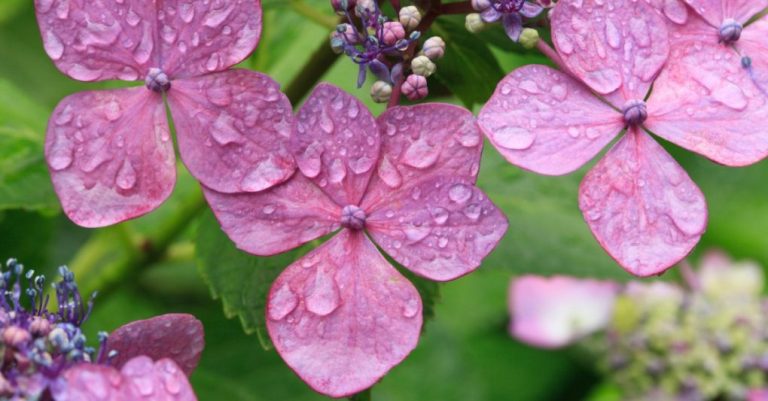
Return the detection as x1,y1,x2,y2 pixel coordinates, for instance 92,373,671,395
348,155,374,174
268,283,298,321
298,142,323,178
605,20,622,49
304,267,340,316
205,53,221,72
438,237,449,249
464,203,482,221
377,156,402,188
403,136,440,169
203,3,235,28
48,138,74,171
404,223,431,243
429,206,449,225
116,159,137,190
328,158,347,183
493,126,535,150
43,30,64,60
448,183,472,204
104,99,122,122
241,155,287,192
402,297,419,318
211,112,242,145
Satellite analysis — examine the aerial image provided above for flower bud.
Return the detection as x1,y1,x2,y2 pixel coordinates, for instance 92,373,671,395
331,0,356,14
330,33,345,54
411,55,436,77
421,36,445,60
382,21,406,46
30,316,52,336
465,13,486,33
3,326,31,347
337,23,360,44
471,0,492,11
519,28,540,50
370,81,393,103
399,6,422,31
355,0,376,17
401,75,428,101
719,19,743,43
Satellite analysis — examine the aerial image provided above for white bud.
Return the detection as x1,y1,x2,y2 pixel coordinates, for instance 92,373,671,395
421,36,446,60
465,13,486,33
371,81,393,103
411,55,436,77
399,6,422,31
519,28,540,50
471,0,492,11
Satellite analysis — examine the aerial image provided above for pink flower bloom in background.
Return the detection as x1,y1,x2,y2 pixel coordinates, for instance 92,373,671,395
36,0,296,227
749,389,768,401
203,84,508,397
478,0,768,277
509,275,619,348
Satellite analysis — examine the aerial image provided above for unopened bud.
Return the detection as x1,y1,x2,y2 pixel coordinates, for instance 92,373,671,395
330,34,345,54
471,0,492,11
331,0,356,14
421,36,445,60
30,316,52,336
411,55,436,77
371,81,393,103
465,13,486,33
399,6,422,31
382,21,406,46
401,74,428,101
519,28,540,49
3,326,31,347
355,0,376,17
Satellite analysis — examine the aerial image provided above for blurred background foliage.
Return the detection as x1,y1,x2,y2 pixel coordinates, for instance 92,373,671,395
0,1,767,400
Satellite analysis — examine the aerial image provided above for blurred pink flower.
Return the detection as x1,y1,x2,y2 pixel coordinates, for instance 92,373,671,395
36,0,295,227
203,84,508,397
749,389,768,401
479,0,768,277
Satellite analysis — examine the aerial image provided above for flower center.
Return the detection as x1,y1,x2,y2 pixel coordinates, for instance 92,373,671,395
622,100,648,127
340,205,366,230
719,19,743,44
492,0,526,13
145,68,171,93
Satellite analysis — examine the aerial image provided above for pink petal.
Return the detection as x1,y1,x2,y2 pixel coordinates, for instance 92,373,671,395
292,84,380,207
35,0,158,82
509,275,619,348
366,176,508,282
159,0,262,79
646,32,768,166
682,0,725,26
120,357,197,401
168,70,295,193
551,0,670,105
579,128,708,277
748,389,768,401
644,0,690,24
46,88,176,227
739,18,768,95
477,65,623,176
106,314,204,376
53,364,126,401
725,0,768,23
202,174,340,256
362,103,483,210
266,230,422,398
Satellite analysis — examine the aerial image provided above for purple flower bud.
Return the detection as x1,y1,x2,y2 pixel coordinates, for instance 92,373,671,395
719,18,743,43
355,0,376,17
331,0,356,14
337,23,360,44
622,99,648,126
145,68,171,93
341,205,367,230
30,316,52,337
401,74,428,101
421,36,446,60
382,22,406,46
3,326,31,348
399,6,422,31
472,0,492,11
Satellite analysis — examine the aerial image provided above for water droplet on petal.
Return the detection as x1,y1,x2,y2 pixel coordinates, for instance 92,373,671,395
464,203,482,221
203,3,235,27
104,99,122,121
241,155,287,192
605,20,622,49
116,159,137,190
205,53,221,72
211,112,243,145
319,112,334,134
448,183,472,204
404,223,431,243
179,3,195,23
298,142,323,178
269,283,298,321
43,30,64,60
493,126,535,150
328,158,347,183
348,155,375,174
48,138,73,171
403,136,440,169
304,267,340,316
402,297,419,318
429,206,449,225
377,156,402,188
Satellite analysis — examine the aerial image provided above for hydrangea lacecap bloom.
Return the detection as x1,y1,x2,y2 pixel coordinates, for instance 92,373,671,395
36,0,296,227
472,0,546,41
0,259,203,400
479,0,768,277
203,84,508,397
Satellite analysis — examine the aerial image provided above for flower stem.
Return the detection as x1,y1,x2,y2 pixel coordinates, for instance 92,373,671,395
439,1,474,14
288,0,339,30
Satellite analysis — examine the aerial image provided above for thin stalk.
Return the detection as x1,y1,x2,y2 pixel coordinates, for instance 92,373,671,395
289,0,339,29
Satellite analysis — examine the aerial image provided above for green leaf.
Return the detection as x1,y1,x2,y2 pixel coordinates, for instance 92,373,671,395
430,16,505,108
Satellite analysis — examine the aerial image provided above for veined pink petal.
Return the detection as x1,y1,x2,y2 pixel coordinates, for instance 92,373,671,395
683,0,726,26
52,363,127,401
160,0,262,79
106,314,204,376
120,357,197,401
739,18,768,96
509,275,619,348
46,88,175,227
202,174,339,256
552,0,670,105
169,70,295,193
646,35,768,166
727,0,768,23
292,84,380,207
362,103,483,211
579,128,707,277
366,176,508,282
35,0,158,82
477,65,623,176
266,230,422,398
644,0,690,24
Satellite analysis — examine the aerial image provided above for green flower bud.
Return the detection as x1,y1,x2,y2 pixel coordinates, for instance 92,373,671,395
411,55,436,77
519,28,540,50
465,13,486,33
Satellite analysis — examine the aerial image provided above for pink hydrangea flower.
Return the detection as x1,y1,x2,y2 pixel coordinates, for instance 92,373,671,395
749,389,768,401
478,0,768,277
509,275,619,348
36,0,295,227
203,84,508,397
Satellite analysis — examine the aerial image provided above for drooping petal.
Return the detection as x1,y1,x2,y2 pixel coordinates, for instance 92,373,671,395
509,275,619,348
292,84,380,207
266,230,422,398
35,0,158,82
159,0,262,79
551,0,670,105
52,363,126,401
478,65,624,176
367,176,508,281
646,34,768,166
202,174,339,256
168,69,295,193
106,314,204,376
725,0,768,24
579,128,707,277
739,18,768,97
120,357,197,401
362,103,482,211
682,0,726,26
46,88,175,227
502,13,523,41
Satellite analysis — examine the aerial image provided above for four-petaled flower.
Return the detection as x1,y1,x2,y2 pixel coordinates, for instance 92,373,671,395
36,0,296,227
479,0,768,276
472,0,545,40
203,84,508,397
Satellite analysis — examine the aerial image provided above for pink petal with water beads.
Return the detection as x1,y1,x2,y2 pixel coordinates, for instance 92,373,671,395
366,176,508,281
682,0,727,26
644,0,690,25
684,0,768,25
292,84,380,207
266,230,422,398
158,0,262,79
509,275,619,348
169,69,295,193
739,18,768,96
362,103,482,211
579,128,707,277
202,174,340,256
551,0,670,106
45,88,175,227
34,0,159,82
106,314,204,376
52,363,126,401
478,65,624,176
